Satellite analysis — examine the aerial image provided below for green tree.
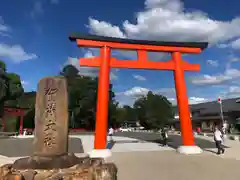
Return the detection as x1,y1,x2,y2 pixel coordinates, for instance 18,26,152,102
133,91,174,129
0,61,24,117
108,99,119,128
123,105,137,122
60,64,118,130
60,64,79,78
112,105,137,128
113,107,126,127
60,65,96,129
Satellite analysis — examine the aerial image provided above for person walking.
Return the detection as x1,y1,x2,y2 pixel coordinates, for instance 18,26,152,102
161,128,168,147
214,126,225,155
196,127,201,134
108,127,114,142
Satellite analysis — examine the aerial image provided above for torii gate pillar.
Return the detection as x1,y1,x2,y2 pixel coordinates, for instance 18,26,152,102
69,34,208,157
2,106,25,135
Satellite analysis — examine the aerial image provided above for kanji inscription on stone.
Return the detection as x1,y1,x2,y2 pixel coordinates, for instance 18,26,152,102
33,77,69,156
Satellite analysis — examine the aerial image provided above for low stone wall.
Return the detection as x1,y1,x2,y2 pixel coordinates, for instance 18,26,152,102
0,137,84,157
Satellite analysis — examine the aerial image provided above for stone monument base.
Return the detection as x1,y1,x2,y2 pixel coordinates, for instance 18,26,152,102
12,153,87,170
0,155,117,180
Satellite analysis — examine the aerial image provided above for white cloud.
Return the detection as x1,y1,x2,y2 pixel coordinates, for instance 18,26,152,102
133,74,146,81
21,80,29,85
88,18,126,38
84,50,95,58
123,86,149,97
217,43,228,48
225,54,240,69
30,0,58,19
65,53,118,80
85,0,240,105
0,17,37,62
88,0,240,46
229,55,240,62
190,68,240,85
65,56,98,77
0,16,11,37
115,86,153,106
217,38,240,50
0,44,37,62
188,97,208,104
220,85,240,98
21,80,30,91
206,59,218,67
229,86,240,94
116,86,208,106
231,38,240,49
120,86,176,98
155,87,176,97
30,1,44,19
110,72,118,80
168,98,175,102
169,97,208,105
50,0,59,4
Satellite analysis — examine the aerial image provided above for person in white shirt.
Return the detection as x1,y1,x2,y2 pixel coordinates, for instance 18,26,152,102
214,126,225,155
108,127,114,141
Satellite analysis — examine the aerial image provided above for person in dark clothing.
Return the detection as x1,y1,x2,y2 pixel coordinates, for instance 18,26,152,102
161,128,168,146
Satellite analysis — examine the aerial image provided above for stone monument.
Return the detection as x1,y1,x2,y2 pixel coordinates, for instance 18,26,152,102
34,76,69,157
0,76,117,180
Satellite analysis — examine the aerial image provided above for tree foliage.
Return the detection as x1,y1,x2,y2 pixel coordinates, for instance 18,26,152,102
112,92,174,129
60,64,118,130
1,61,174,131
0,61,24,117
133,91,174,129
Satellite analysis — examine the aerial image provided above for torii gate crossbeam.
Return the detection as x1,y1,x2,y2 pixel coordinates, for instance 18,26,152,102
69,33,208,157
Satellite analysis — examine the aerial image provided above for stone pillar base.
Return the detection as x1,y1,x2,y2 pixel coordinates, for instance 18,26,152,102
177,146,203,155
12,153,88,170
89,149,112,159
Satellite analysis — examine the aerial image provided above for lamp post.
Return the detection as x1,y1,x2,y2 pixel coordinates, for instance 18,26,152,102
218,97,224,125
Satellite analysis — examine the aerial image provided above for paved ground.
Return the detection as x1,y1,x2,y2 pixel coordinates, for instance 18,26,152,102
1,132,240,180
112,151,240,180
115,131,240,159
114,131,222,149
0,131,232,157
4,150,240,180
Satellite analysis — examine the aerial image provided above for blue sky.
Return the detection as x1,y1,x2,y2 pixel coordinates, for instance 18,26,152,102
0,0,240,106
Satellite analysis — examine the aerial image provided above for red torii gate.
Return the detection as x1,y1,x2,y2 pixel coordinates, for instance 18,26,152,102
1,106,25,135
69,34,208,157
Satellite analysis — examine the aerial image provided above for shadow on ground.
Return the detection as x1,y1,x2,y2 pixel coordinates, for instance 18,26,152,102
106,140,141,150
114,132,229,152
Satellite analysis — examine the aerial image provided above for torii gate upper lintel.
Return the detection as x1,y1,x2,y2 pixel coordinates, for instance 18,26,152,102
69,33,208,156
